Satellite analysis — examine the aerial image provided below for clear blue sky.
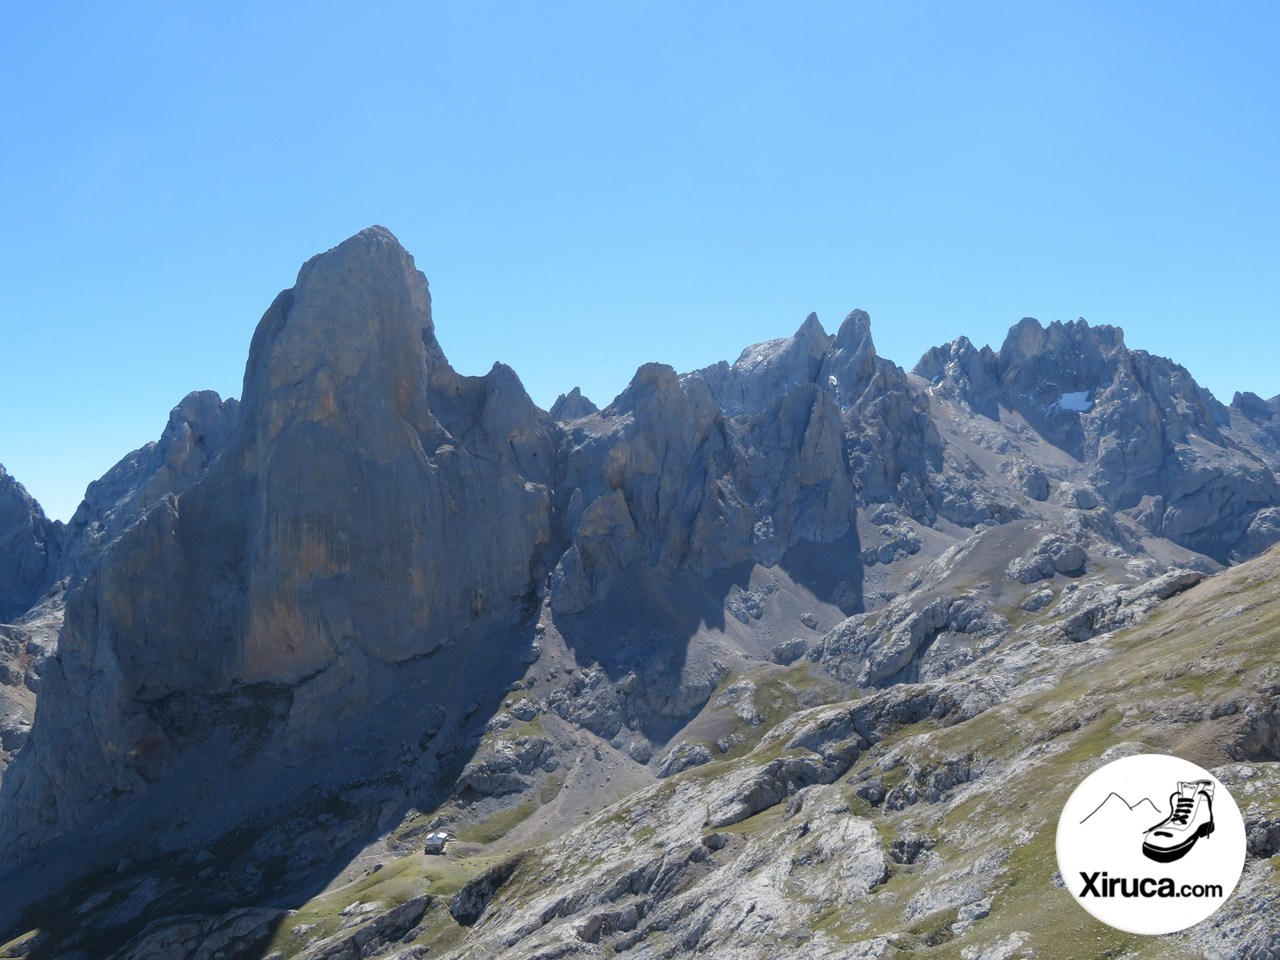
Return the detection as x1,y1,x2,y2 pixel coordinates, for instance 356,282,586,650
2,2,1277,522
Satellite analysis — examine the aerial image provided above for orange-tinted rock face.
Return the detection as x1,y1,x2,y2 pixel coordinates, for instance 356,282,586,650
0,228,559,849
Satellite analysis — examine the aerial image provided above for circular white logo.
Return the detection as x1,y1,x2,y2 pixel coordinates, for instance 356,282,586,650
1056,753,1245,935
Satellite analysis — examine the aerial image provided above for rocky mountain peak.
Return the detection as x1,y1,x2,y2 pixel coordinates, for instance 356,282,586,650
914,314,1279,561
605,362,686,416
240,225,444,459
0,229,565,857
550,386,599,421
793,311,828,348
1233,390,1279,422
995,316,1123,388
832,308,873,351
61,389,239,583
0,466,63,622
815,309,885,418
718,315,832,418
913,335,1000,418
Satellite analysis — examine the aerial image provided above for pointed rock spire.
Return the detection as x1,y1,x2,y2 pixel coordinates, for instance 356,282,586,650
550,386,599,421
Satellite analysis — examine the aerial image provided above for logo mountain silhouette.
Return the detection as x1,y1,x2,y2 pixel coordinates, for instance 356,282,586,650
1080,792,1161,825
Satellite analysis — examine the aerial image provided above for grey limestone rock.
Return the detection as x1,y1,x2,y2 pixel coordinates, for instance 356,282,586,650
1006,535,1087,583
456,736,557,801
770,637,808,665
550,386,598,420
1,227,558,853
825,312,943,514
1232,391,1280,422
917,316,1280,562
725,311,941,535
0,465,64,622
914,335,1000,419
1020,588,1054,612
720,312,830,418
1231,391,1280,470
1007,462,1050,501
1052,480,1101,510
552,361,751,611
703,753,856,829
61,389,239,583
293,896,431,960
1056,567,1206,642
733,379,855,560
108,907,283,960
818,595,1007,688
657,742,714,778
450,855,526,925
0,600,60,779
1237,507,1280,559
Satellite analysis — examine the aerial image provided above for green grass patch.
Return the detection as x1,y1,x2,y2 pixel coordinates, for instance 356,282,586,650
540,774,566,805
264,850,511,959
456,799,539,845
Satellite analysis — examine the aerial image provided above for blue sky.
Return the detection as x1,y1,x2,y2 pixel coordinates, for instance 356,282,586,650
2,2,1277,522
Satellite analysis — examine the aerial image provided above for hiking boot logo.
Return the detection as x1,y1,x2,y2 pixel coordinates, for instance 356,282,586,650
1142,779,1215,863
1057,753,1246,935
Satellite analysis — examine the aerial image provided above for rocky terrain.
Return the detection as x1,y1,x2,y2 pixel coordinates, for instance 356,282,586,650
0,227,1277,959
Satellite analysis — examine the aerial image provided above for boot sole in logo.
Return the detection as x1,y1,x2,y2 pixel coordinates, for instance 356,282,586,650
1142,820,1215,863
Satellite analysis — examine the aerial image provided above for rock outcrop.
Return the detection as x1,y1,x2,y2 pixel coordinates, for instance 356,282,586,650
0,466,63,622
551,361,749,612
550,386,598,420
61,390,239,583
0,227,558,852
0,601,60,778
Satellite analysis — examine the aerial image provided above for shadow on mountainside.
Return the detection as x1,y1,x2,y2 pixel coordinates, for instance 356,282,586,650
778,530,865,617
0,614,539,960
550,562,748,748
551,529,864,748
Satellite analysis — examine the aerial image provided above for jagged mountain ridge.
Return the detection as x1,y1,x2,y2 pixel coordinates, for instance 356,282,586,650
915,318,1280,560
1,226,1278,959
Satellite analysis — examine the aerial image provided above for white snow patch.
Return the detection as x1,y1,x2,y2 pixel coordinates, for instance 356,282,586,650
1058,391,1093,412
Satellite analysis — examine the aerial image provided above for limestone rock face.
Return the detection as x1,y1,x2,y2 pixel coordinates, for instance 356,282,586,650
550,386,599,420
0,599,61,779
551,310,930,611
916,317,1280,561
225,226,553,681
915,335,1000,419
734,380,853,557
0,466,64,622
552,362,750,612
719,312,831,418
1231,391,1280,471
0,227,557,849
815,311,943,513
1006,535,1087,584
724,311,939,536
208,227,553,684
62,390,239,583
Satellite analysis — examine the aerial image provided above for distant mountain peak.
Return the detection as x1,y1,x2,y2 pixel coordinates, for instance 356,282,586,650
550,386,599,420
1080,791,1161,825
